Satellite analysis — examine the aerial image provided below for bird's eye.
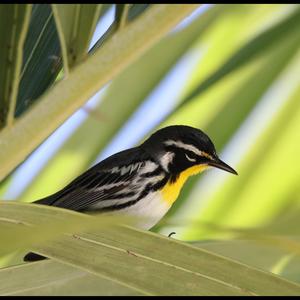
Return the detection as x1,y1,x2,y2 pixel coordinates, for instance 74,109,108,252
185,153,196,162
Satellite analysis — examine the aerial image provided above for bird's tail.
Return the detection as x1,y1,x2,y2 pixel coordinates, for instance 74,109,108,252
24,252,47,262
23,193,61,262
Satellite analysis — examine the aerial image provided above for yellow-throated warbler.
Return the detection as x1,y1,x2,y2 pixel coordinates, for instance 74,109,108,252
24,125,237,261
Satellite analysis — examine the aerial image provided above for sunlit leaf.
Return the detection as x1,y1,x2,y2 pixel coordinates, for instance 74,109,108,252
1,201,300,295
193,239,300,283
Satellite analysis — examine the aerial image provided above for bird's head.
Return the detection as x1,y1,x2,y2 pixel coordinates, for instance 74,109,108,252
141,125,237,177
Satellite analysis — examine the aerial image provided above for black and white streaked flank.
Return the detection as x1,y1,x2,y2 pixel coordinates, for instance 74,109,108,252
24,125,237,262
34,148,169,213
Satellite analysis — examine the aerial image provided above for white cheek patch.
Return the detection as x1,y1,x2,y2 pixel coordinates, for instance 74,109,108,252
159,152,175,172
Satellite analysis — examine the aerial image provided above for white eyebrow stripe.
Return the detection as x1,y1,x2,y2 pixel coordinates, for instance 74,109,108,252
164,140,213,160
165,140,202,156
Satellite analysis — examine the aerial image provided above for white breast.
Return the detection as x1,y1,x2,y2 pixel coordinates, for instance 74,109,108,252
117,191,171,230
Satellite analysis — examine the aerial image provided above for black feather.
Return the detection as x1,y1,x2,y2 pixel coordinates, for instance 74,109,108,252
24,252,47,262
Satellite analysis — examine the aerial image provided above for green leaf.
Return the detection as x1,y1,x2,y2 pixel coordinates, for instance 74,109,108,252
192,239,300,283
32,229,300,295
0,4,199,182
180,5,300,106
51,4,102,69
0,201,131,257
0,4,32,127
128,4,150,22
15,4,62,118
90,4,151,53
0,260,139,296
1,201,300,295
115,4,131,30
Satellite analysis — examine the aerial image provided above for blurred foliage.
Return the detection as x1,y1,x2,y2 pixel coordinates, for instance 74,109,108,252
0,3,300,295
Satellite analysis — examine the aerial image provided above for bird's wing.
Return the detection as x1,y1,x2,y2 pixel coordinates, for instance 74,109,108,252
34,147,158,212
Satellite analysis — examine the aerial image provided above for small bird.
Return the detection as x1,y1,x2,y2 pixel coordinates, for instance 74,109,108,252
24,125,237,262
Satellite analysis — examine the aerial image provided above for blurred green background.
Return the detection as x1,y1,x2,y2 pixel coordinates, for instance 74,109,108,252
0,4,300,294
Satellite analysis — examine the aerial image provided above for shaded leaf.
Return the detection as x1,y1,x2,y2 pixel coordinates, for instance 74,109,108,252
115,4,130,30
15,4,61,118
51,4,102,69
128,4,150,21
0,260,139,296
0,4,32,127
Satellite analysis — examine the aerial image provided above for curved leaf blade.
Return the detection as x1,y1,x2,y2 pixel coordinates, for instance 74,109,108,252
0,260,139,296
1,201,300,295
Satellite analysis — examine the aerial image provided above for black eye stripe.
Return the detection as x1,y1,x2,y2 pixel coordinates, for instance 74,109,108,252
184,149,198,159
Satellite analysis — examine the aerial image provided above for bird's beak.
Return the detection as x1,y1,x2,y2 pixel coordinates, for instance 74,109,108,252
208,158,238,175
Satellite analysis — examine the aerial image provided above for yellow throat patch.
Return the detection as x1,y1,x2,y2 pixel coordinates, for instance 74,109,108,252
161,165,209,205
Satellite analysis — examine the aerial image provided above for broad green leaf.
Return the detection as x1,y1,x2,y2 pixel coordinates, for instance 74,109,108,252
33,228,300,295
0,201,132,257
0,4,199,182
0,260,139,296
0,4,32,127
1,201,300,295
193,239,300,283
51,4,102,69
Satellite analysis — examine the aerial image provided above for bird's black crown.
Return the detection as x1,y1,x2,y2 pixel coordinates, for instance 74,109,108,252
141,125,217,157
